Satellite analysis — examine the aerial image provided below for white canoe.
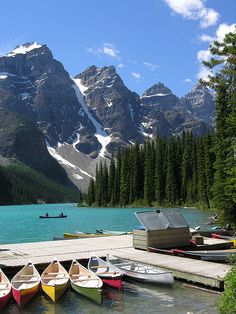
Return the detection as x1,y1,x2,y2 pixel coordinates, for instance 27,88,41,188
106,255,174,286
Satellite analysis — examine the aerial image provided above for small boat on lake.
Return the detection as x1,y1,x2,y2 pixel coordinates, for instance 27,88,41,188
39,214,67,219
11,261,40,307
0,269,11,310
173,248,236,262
69,259,103,304
106,255,174,286
41,259,69,302
96,229,132,235
88,255,122,289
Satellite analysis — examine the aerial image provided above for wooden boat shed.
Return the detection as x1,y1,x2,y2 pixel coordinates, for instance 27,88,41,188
133,210,191,250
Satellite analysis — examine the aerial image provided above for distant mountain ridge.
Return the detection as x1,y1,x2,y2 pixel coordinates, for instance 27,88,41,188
0,42,215,191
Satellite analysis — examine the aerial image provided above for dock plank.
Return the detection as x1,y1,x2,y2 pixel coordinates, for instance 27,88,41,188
0,235,232,289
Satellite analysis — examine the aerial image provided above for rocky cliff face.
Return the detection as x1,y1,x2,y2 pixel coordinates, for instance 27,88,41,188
139,82,214,138
0,42,215,191
179,83,215,124
74,65,143,154
0,42,95,148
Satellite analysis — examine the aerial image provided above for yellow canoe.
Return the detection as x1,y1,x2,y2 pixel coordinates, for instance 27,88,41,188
230,239,236,248
63,233,112,239
41,259,69,302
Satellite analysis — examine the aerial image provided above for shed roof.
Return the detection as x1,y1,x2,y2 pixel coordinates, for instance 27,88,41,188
135,209,189,231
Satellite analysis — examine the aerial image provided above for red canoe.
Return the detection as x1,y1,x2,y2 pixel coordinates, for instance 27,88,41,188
88,255,123,289
0,268,11,310
11,261,41,307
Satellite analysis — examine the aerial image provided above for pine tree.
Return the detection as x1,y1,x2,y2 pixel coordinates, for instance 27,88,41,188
202,27,236,222
154,137,166,204
108,155,116,206
87,178,95,206
144,141,155,206
165,136,179,205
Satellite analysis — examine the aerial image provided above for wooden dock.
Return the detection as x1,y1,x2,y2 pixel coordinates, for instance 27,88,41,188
0,235,232,289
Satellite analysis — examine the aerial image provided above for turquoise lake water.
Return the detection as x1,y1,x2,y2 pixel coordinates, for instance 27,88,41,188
0,204,219,313
0,203,212,244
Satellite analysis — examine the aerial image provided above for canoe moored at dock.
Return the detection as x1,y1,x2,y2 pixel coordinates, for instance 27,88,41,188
63,232,112,239
0,269,11,310
88,255,123,289
106,255,174,286
11,261,40,307
173,248,236,262
212,234,236,248
69,259,103,305
96,229,132,235
41,259,69,302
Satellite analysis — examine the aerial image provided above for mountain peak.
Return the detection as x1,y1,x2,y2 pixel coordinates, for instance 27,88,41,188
142,82,172,97
191,82,209,94
6,42,42,57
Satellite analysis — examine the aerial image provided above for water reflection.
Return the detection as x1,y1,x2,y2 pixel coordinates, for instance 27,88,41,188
1,282,219,314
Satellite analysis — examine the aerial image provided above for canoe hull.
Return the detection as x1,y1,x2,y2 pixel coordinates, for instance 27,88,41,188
123,270,174,286
42,282,68,302
70,280,102,305
0,291,11,310
64,233,111,239
173,248,236,262
12,284,40,307
101,276,122,289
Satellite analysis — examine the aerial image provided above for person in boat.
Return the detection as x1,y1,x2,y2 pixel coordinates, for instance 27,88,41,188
60,212,64,217
45,212,49,217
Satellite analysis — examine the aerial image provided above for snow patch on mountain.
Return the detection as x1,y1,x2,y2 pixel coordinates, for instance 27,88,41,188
141,93,170,98
139,124,154,138
72,78,112,157
47,143,94,179
7,42,42,57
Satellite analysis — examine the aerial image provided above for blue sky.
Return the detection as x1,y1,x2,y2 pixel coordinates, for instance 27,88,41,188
0,0,235,96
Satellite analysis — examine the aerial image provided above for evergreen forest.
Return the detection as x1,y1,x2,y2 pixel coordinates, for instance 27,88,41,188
85,132,214,209
0,162,78,205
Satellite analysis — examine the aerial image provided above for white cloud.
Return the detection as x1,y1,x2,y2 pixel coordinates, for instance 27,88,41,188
164,0,219,28
86,43,121,59
197,66,211,80
200,23,236,43
184,78,192,83
216,23,236,42
131,72,142,80
197,49,211,62
117,63,125,68
197,23,236,79
199,34,214,42
143,62,159,71
197,49,212,80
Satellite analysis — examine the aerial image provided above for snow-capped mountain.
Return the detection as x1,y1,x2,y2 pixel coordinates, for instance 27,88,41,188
0,43,215,190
